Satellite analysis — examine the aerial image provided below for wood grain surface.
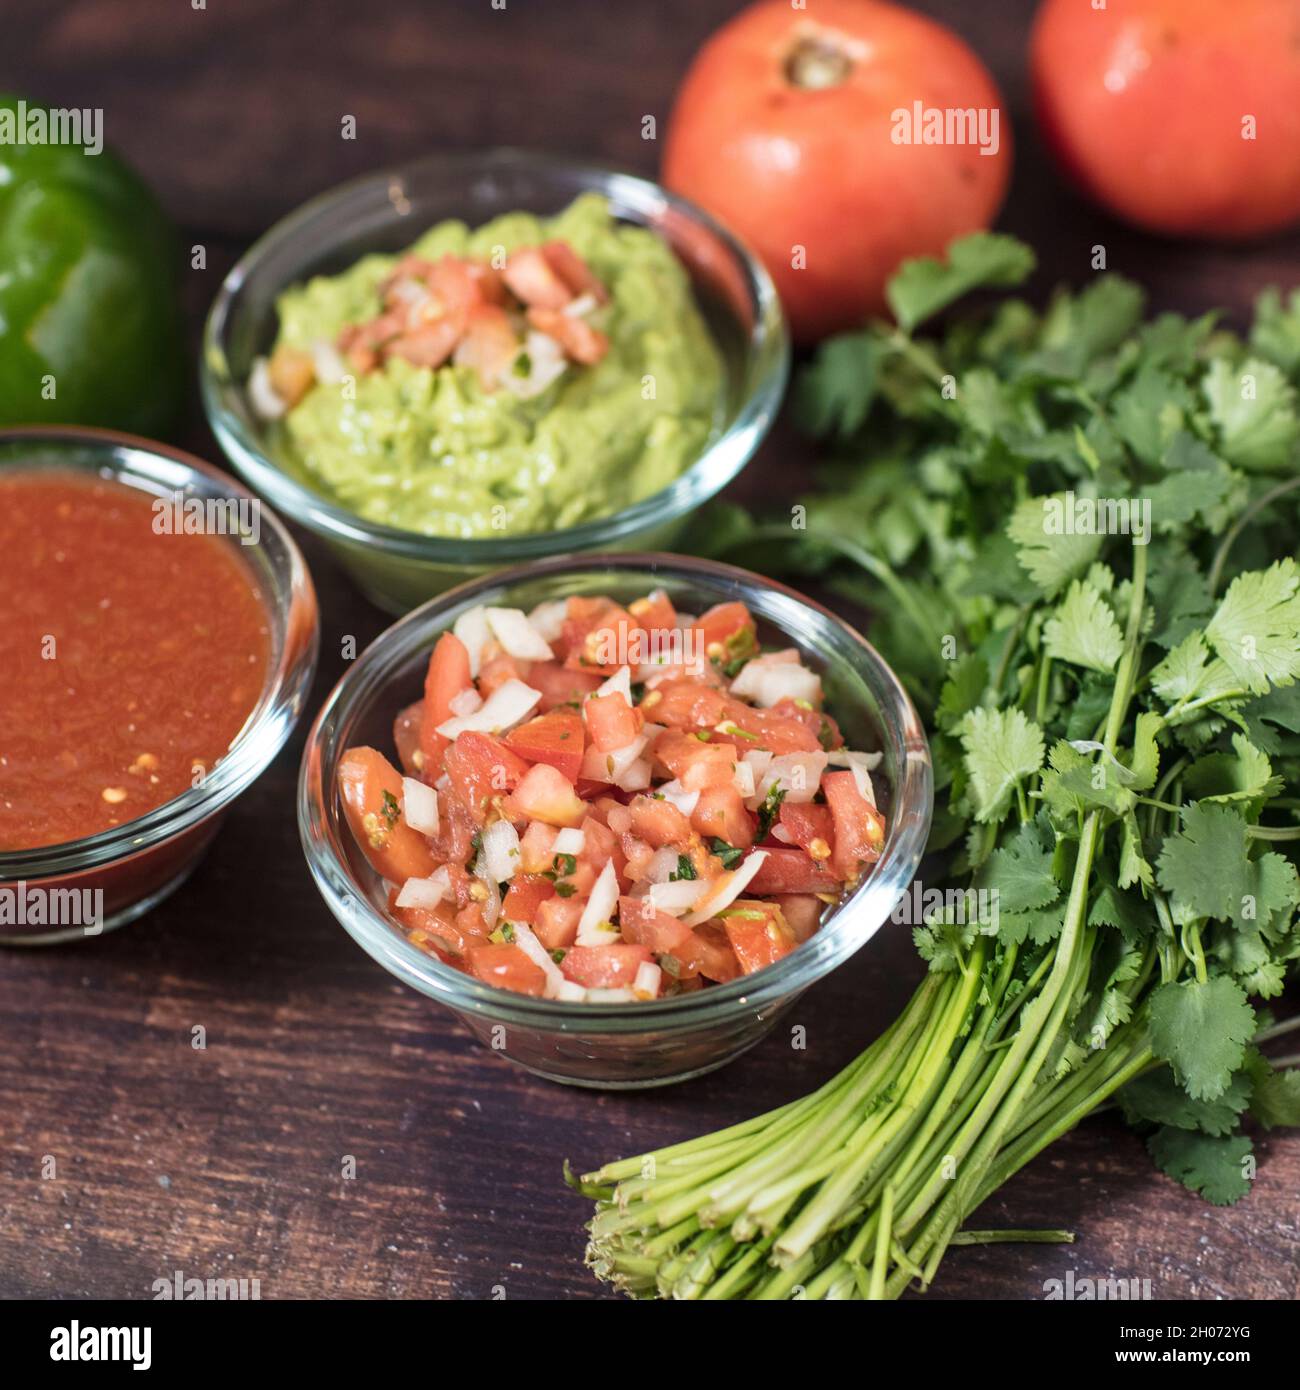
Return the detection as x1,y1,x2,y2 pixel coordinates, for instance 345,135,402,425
1,0,1297,1301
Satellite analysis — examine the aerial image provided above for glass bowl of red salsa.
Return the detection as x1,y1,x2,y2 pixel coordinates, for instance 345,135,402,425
299,554,931,1088
0,428,319,943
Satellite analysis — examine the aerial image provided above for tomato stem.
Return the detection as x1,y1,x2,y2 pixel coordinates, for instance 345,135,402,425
783,34,854,90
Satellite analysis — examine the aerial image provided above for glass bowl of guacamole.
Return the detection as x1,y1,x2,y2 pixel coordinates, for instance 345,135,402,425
202,152,788,612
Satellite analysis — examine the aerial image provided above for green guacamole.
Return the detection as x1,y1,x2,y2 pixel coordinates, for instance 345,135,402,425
268,194,725,538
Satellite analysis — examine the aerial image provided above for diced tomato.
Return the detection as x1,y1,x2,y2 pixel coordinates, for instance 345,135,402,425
466,943,547,997
628,794,694,848
619,895,694,957
560,943,652,989
771,696,841,747
648,680,730,731
778,801,835,860
526,306,610,366
455,902,490,939
628,588,677,634
562,597,637,673
749,847,840,895
722,698,822,753
676,924,741,982
338,747,437,885
518,819,558,873
578,816,622,874
443,732,531,824
478,651,531,697
694,602,757,666
388,887,465,958
453,303,519,389
527,660,605,711
654,728,732,781
541,241,609,303
501,873,557,925
722,901,798,975
393,699,424,776
586,691,643,753
428,790,478,867
502,245,573,309
507,762,586,827
534,895,583,951
823,771,885,883
773,894,824,943
504,707,585,781
419,632,472,769
691,785,755,848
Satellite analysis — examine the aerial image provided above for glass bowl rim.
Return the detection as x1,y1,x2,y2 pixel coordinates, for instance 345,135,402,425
199,147,790,563
298,551,933,1033
0,424,321,876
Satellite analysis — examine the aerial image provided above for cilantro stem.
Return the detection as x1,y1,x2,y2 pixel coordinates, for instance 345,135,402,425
1245,823,1300,842
1206,475,1300,596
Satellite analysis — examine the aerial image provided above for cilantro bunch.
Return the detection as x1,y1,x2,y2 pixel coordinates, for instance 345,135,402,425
572,238,1300,1298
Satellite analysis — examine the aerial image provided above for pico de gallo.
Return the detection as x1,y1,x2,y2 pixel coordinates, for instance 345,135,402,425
338,591,886,1002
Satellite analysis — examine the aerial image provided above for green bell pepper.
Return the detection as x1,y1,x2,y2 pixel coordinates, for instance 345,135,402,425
0,94,182,433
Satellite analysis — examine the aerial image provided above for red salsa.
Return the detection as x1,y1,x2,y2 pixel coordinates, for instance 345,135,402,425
0,472,272,850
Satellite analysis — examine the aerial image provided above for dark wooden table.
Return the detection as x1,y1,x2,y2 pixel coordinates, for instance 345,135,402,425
3,0,1297,1301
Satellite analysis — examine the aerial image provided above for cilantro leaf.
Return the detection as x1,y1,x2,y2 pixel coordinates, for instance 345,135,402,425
935,653,987,732
1148,1127,1254,1205
1203,356,1300,472
1250,286,1300,376
1247,1058,1300,1130
959,706,1045,823
975,822,1059,916
794,330,885,437
1007,494,1102,598
1043,579,1124,673
1121,1065,1252,1137
1205,558,1300,695
886,232,1035,333
1148,977,1256,1102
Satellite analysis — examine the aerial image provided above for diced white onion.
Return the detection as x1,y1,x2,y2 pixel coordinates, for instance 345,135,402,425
732,761,756,799
480,819,521,883
511,921,570,1000
311,339,348,385
401,777,440,837
394,867,451,910
585,987,636,1004
685,849,769,926
632,961,663,1000
748,751,828,809
730,660,822,708
656,779,701,817
449,686,483,718
501,330,568,400
528,599,568,643
614,756,652,793
580,734,648,785
564,292,600,318
551,827,586,856
575,860,621,944
485,606,554,662
594,665,634,702
648,878,709,916
248,358,288,420
645,847,684,884
453,606,492,677
437,678,540,739
771,824,794,845
474,858,501,930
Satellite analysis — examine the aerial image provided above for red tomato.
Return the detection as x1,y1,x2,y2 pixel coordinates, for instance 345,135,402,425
677,924,741,982
650,682,730,732
419,632,471,768
619,896,695,958
749,847,840,895
663,0,1011,342
628,794,694,848
560,944,653,989
1032,0,1300,238
722,901,798,974
562,597,637,673
504,707,586,781
693,602,757,664
500,873,557,925
691,785,756,849
337,747,437,885
823,770,885,882
443,732,530,824
772,893,824,942
777,801,835,857
586,691,643,753
466,943,547,996
392,700,424,777
507,762,587,827
527,660,604,711
534,895,584,951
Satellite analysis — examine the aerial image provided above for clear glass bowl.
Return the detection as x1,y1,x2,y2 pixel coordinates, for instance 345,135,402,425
201,149,788,613
0,428,320,944
299,554,932,1088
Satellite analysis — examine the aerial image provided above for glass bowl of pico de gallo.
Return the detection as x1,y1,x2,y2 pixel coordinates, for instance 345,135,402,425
299,553,931,1088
